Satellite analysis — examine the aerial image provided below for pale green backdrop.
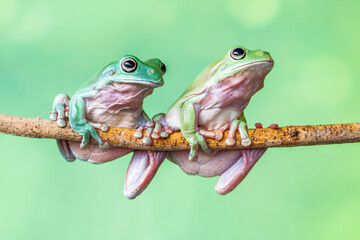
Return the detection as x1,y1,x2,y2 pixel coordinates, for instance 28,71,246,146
1,0,360,239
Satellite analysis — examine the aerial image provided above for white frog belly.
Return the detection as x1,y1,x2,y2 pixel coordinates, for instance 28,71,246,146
86,107,142,128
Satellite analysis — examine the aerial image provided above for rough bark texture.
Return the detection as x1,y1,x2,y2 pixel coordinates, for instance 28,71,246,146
0,114,359,151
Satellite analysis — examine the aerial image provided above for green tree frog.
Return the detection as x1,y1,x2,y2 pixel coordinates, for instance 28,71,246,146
136,46,275,196
50,55,170,199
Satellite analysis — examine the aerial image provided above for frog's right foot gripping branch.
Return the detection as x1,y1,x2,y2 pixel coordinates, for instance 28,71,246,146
50,94,70,127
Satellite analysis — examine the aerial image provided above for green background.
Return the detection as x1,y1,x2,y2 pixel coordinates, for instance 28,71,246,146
1,0,360,239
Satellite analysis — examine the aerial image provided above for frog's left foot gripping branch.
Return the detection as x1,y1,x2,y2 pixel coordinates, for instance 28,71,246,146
1,114,360,198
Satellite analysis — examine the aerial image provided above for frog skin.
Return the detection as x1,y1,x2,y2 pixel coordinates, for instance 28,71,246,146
50,55,171,199
139,46,275,196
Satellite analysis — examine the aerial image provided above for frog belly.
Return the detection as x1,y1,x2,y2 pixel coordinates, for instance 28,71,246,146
86,106,142,129
169,150,241,177
166,107,241,131
68,142,133,164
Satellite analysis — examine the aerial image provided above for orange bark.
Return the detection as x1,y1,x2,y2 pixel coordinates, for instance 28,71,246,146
0,114,359,151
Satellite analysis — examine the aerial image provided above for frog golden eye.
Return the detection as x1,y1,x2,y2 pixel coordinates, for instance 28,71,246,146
160,63,166,74
121,58,137,73
230,48,246,60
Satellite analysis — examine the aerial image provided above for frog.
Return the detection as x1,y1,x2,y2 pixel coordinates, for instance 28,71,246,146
136,46,276,196
50,55,172,199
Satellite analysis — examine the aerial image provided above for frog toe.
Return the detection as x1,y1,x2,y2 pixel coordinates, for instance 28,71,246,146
49,112,57,121
99,142,109,150
57,118,67,128
80,143,89,149
142,123,154,145
134,126,144,138
151,122,162,139
189,144,199,161
160,131,169,138
196,133,211,155
241,137,251,147
225,138,236,146
100,124,109,132
142,137,153,146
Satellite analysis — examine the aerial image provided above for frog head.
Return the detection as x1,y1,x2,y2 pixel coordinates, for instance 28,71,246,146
99,55,166,88
209,46,274,86
180,46,274,100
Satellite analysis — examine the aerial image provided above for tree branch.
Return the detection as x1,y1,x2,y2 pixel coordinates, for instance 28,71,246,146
0,113,359,151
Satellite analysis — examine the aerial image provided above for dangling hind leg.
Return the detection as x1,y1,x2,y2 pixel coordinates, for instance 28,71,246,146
215,148,267,195
214,122,278,195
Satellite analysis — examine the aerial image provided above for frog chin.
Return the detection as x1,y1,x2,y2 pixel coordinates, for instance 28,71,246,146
218,61,273,95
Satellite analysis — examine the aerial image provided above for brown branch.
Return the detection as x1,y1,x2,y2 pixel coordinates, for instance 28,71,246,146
0,113,359,151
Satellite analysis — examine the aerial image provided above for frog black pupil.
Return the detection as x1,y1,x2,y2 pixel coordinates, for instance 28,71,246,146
125,60,135,68
233,48,244,56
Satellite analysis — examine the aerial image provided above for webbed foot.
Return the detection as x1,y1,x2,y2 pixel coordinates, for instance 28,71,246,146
50,94,70,127
186,131,212,161
72,123,109,150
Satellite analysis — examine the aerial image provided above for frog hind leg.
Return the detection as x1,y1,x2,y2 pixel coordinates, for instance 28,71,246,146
57,139,76,162
124,150,167,199
215,148,267,195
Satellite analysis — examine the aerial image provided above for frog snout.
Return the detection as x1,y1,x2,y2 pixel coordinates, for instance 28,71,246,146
256,49,272,61
255,49,266,55
145,58,166,76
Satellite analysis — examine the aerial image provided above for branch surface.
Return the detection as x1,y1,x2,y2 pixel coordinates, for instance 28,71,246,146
0,114,359,151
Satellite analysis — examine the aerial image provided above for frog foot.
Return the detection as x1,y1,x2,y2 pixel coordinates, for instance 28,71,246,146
73,123,109,150
49,94,70,127
185,131,212,161
134,114,179,146
196,119,250,147
88,122,109,132
198,124,230,141
216,118,251,147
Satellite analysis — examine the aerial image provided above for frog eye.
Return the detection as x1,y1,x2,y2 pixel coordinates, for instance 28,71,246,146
230,48,246,60
160,63,166,74
121,58,138,73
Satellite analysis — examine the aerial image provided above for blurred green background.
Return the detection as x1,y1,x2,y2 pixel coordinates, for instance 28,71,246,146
1,0,360,239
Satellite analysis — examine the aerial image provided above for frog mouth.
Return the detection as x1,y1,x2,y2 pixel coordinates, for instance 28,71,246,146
227,60,274,73
112,78,164,87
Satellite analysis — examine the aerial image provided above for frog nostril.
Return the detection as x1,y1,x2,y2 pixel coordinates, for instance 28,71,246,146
259,51,264,55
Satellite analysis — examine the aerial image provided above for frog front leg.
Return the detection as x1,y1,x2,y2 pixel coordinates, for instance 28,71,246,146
69,95,109,149
49,94,75,161
181,96,212,161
